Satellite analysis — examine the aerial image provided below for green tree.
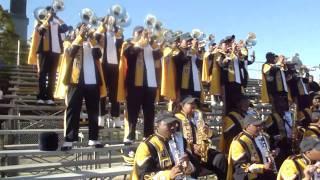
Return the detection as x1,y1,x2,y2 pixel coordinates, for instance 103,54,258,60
0,5,26,65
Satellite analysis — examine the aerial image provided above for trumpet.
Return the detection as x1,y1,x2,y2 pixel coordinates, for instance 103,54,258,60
258,131,278,173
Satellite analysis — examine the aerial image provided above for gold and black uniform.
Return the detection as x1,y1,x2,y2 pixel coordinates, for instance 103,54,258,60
219,110,245,154
265,112,293,166
261,62,289,110
63,35,103,142
303,124,320,138
118,40,162,141
132,133,194,179
174,48,202,99
277,154,312,180
227,131,275,180
95,26,124,118
175,110,227,179
36,16,69,101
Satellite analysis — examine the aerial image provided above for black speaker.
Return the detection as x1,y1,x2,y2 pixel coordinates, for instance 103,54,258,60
39,132,59,151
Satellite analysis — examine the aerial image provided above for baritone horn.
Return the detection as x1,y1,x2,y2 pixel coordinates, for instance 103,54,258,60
79,8,99,37
80,8,95,25
245,32,257,48
33,7,49,22
52,0,64,13
144,14,157,32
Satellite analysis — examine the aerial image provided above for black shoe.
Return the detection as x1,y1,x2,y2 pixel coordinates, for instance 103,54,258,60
61,146,72,151
94,143,104,148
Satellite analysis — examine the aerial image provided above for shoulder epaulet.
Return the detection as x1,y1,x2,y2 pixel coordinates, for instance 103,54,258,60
234,132,244,141
144,134,155,143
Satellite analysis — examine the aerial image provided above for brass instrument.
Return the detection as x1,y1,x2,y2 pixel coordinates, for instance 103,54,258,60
108,4,131,28
258,131,278,173
313,161,320,179
194,110,210,162
33,7,49,22
245,32,257,48
291,103,299,154
144,14,157,33
52,0,64,13
79,8,99,38
169,133,188,180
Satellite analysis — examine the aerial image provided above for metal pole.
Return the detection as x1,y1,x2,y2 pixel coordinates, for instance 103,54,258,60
16,40,20,66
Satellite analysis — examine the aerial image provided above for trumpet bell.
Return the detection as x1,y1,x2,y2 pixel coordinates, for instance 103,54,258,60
246,32,257,48
52,0,64,12
191,28,206,41
80,8,94,24
116,12,131,28
34,7,48,22
144,14,157,30
109,4,126,19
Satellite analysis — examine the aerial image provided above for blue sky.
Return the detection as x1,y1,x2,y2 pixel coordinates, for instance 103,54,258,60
1,0,320,79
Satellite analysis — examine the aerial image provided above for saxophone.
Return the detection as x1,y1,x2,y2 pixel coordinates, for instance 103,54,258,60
291,103,299,154
258,132,278,173
194,110,210,162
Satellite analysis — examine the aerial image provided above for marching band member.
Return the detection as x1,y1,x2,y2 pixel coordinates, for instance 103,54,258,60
132,113,196,179
237,39,256,88
60,24,105,150
277,137,320,180
118,26,163,143
201,40,216,85
160,36,180,111
265,96,294,166
287,62,313,129
219,95,250,154
303,95,320,138
261,53,290,109
227,115,276,180
174,96,227,179
174,35,202,100
35,6,69,105
218,35,245,113
95,16,124,128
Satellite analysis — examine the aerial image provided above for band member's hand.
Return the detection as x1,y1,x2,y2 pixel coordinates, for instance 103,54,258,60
303,165,317,180
79,25,87,38
179,153,190,163
193,144,201,156
203,125,210,135
222,58,230,64
251,51,256,61
169,165,183,179
272,148,280,157
263,162,272,171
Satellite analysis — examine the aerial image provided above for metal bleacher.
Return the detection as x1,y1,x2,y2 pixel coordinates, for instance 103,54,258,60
0,64,263,179
0,65,135,179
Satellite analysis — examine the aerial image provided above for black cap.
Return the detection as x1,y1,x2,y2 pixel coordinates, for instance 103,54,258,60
300,137,320,152
181,96,198,105
266,52,276,60
155,112,179,124
313,94,320,100
133,26,144,34
243,115,263,127
224,35,235,43
180,32,192,41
